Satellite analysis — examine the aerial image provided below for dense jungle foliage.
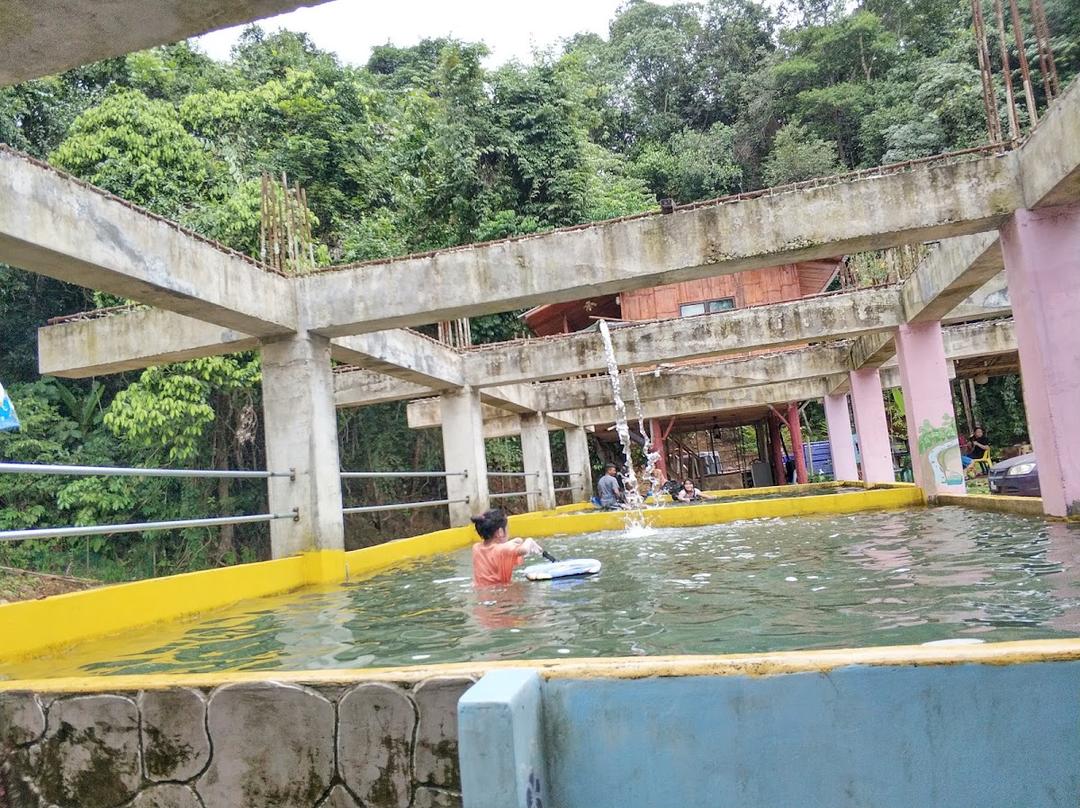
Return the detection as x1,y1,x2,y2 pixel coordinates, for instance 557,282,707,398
0,0,1074,581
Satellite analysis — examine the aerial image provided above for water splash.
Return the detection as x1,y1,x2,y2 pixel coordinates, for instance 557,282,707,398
623,369,664,508
597,319,653,533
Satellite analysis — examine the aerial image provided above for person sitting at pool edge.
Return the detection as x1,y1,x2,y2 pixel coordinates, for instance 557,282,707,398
471,508,546,586
676,479,706,503
597,463,629,510
967,426,991,476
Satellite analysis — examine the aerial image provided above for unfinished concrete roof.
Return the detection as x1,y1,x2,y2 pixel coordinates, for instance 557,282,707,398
6,74,1078,343
0,0,333,86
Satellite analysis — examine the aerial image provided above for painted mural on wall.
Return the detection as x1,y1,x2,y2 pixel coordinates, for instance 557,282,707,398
915,416,965,490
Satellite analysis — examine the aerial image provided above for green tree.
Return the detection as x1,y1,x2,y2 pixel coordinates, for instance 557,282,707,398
50,89,218,219
762,121,840,185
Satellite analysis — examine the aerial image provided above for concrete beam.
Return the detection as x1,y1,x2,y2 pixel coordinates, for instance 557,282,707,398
844,263,1011,383
406,397,580,432
2,149,296,336
937,318,1016,360
333,369,431,407
463,287,904,387
532,344,853,413
299,154,1023,336
1,0,333,86
425,378,836,435
1019,76,1080,207
878,361,953,391
407,321,1014,431
553,376,841,426
902,234,1004,324
331,330,463,389
848,332,895,371
38,307,260,378
39,306,560,420
38,309,439,394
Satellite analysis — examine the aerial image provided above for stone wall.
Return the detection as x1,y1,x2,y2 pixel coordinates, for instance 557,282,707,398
0,676,473,808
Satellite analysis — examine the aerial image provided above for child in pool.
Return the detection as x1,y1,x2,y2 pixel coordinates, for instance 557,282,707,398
471,508,547,586
676,479,707,503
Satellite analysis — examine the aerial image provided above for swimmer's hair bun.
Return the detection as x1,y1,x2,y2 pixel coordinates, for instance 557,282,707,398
471,508,508,540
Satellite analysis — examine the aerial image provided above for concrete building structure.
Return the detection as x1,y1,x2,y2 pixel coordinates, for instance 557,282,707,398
8,73,1080,538
519,258,842,484
7,12,1080,808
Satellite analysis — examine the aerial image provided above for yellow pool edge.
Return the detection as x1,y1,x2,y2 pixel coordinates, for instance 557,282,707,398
4,637,1079,694
0,485,923,668
932,492,1047,518
518,485,924,537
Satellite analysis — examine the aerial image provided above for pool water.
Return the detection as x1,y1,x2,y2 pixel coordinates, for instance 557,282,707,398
5,507,1080,679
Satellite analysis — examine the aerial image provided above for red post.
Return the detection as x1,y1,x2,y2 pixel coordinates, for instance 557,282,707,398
787,401,809,484
768,413,786,485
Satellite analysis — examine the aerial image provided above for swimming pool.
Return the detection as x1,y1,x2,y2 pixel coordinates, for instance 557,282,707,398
5,506,1078,680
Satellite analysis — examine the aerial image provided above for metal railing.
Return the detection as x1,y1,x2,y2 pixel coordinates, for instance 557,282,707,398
489,490,541,500
343,497,469,515
553,486,574,493
487,471,540,478
339,469,469,515
0,461,296,543
0,512,298,543
0,462,294,479
340,470,468,479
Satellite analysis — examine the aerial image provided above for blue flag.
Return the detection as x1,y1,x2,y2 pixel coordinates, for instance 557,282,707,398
0,383,20,432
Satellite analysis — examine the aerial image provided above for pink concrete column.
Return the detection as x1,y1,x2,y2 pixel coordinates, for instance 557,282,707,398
895,321,966,496
849,369,895,483
824,392,859,481
1000,203,1080,517
786,402,808,484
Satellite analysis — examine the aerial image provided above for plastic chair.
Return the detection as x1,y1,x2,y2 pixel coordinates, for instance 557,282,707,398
972,448,992,476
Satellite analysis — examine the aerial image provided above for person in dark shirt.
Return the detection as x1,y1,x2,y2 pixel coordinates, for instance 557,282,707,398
968,427,991,476
596,463,628,510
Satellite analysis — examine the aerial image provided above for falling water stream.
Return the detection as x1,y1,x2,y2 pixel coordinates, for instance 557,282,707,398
623,368,664,506
597,319,652,529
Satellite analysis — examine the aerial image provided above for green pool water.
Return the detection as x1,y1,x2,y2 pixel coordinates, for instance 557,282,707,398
5,507,1080,679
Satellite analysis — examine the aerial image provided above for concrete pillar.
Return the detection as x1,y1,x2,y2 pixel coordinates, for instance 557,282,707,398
786,401,809,484
824,393,859,481
441,386,489,526
1000,202,1080,517
849,368,895,483
519,413,555,512
895,321,966,496
459,669,545,808
768,412,786,484
260,333,345,559
564,426,592,503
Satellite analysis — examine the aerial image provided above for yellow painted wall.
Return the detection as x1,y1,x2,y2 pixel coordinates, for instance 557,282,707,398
512,486,924,537
932,493,1046,518
0,487,922,667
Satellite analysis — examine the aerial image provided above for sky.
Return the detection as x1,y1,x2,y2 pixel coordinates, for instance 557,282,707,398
194,0,679,68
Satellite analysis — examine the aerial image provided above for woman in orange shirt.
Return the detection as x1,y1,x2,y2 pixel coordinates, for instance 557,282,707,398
471,508,547,586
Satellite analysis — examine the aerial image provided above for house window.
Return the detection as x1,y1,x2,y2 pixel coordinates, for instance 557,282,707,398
679,297,735,317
